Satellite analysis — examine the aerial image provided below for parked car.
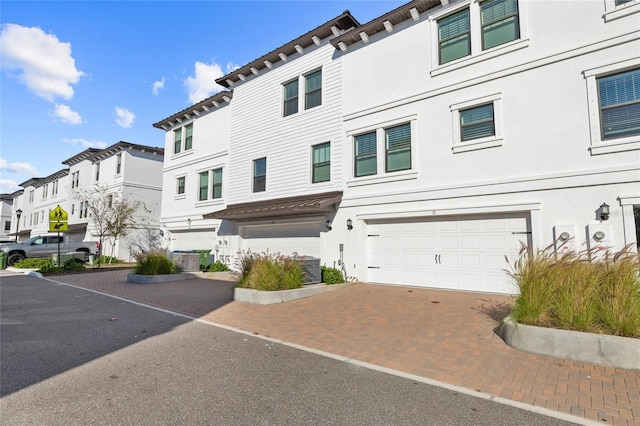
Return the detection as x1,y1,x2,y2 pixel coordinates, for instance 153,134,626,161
0,235,100,266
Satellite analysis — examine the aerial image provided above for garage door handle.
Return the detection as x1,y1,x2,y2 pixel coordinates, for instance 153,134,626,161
512,231,532,234
368,266,380,269
435,254,441,264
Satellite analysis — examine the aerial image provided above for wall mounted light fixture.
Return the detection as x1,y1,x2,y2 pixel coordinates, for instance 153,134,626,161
600,203,610,221
326,220,332,230
347,218,353,230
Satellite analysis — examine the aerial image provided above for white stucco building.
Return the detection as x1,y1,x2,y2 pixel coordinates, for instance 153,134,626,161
155,0,640,294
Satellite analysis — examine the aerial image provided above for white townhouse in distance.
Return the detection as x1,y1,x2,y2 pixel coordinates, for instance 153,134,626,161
155,0,640,294
8,142,164,261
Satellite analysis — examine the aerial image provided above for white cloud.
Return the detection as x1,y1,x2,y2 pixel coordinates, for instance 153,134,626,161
152,77,165,95
114,107,135,128
0,179,20,193
63,138,107,149
0,158,40,175
52,104,82,125
184,60,226,104
0,23,84,102
226,62,240,73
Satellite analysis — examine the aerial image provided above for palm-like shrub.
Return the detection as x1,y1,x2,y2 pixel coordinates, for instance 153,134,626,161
134,251,180,275
234,251,305,291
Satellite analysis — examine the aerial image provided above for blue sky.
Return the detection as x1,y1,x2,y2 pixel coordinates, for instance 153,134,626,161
0,0,405,193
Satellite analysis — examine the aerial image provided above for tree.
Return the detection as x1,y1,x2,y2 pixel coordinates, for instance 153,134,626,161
74,184,145,266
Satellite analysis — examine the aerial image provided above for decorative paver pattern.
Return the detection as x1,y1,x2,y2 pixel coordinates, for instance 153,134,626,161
50,270,640,426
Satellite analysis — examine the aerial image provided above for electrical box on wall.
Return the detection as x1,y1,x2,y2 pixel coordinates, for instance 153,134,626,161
586,224,612,251
553,225,577,253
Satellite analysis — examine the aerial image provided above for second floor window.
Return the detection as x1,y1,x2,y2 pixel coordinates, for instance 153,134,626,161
253,158,266,192
29,190,34,203
460,103,495,141
174,128,182,153
312,143,330,183
199,171,209,201
212,168,223,199
354,132,377,177
95,162,100,181
598,68,640,140
283,79,299,117
305,70,322,110
385,124,412,172
177,177,185,195
116,153,122,174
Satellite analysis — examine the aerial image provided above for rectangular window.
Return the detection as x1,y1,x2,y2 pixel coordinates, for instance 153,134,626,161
305,70,322,110
253,158,266,192
79,201,84,218
354,132,378,177
174,128,182,154
598,68,640,140
71,204,75,215
29,190,34,203
481,0,520,50
461,103,495,141
312,143,331,183
4,221,10,231
199,171,209,201
83,202,88,219
34,212,38,224
177,177,185,195
71,171,79,188
185,124,193,150
283,79,299,117
212,168,223,199
116,153,122,174
107,195,113,208
385,124,411,172
95,162,100,181
42,184,48,199
616,0,633,5
52,180,58,196
439,9,470,64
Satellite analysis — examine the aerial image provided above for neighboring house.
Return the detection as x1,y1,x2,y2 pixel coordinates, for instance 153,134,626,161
155,0,640,294
0,194,15,241
10,142,164,261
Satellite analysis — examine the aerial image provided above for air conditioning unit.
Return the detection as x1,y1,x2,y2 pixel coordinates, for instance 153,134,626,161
300,256,321,284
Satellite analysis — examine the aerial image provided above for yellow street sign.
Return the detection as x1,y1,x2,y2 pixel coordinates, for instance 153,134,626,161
49,221,68,232
49,205,69,222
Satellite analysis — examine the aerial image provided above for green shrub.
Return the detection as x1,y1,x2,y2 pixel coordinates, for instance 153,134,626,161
134,251,180,275
13,258,52,269
98,255,122,264
207,261,230,272
321,265,344,284
38,260,64,274
235,251,304,291
507,244,640,338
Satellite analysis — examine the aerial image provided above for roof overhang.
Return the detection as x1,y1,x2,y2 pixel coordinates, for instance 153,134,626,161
204,191,343,221
153,90,233,130
67,223,88,233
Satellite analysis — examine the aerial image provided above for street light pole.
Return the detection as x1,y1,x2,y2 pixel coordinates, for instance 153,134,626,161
15,208,22,243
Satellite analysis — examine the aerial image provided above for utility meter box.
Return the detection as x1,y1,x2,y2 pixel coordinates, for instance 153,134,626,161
586,224,612,252
553,225,577,254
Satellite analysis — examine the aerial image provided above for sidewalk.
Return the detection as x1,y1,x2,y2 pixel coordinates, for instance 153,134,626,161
49,269,640,426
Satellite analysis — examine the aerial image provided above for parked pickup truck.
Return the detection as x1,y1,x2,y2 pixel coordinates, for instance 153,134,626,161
1,235,100,266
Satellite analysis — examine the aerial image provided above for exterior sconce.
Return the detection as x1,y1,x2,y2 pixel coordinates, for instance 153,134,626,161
326,220,332,230
600,203,610,221
347,218,353,231
159,230,164,237
187,218,192,228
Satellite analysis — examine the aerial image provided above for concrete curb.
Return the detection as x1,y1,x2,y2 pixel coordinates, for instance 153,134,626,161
234,282,353,304
126,272,203,284
499,318,640,370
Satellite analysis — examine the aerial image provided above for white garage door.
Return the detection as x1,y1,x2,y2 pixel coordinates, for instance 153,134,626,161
367,214,531,294
241,223,321,258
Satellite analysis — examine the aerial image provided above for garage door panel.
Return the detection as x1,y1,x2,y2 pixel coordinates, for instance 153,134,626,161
367,214,531,294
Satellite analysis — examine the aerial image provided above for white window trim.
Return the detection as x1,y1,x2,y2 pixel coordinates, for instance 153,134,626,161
584,58,640,155
347,114,418,187
450,92,503,154
603,0,640,22
429,0,530,77
282,67,324,119
174,174,187,200
309,142,332,186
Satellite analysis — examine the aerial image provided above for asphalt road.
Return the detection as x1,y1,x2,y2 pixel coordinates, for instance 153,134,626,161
1,275,578,425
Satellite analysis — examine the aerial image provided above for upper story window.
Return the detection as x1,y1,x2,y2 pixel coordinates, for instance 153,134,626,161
177,177,186,195
481,0,520,50
598,68,640,140
283,79,299,117
42,184,48,199
283,68,323,117
107,194,113,208
385,124,412,173
438,9,470,65
312,142,330,183
253,158,266,193
51,179,58,196
4,221,10,231
185,124,193,150
451,93,503,153
29,190,34,203
432,0,527,75
174,128,182,154
354,132,378,178
71,171,79,188
95,162,100,181
199,171,209,201
116,153,122,174
461,104,495,141
305,70,322,110
212,168,223,199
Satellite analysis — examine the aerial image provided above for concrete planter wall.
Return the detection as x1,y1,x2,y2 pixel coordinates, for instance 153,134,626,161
499,318,639,370
234,283,352,305
127,272,202,284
